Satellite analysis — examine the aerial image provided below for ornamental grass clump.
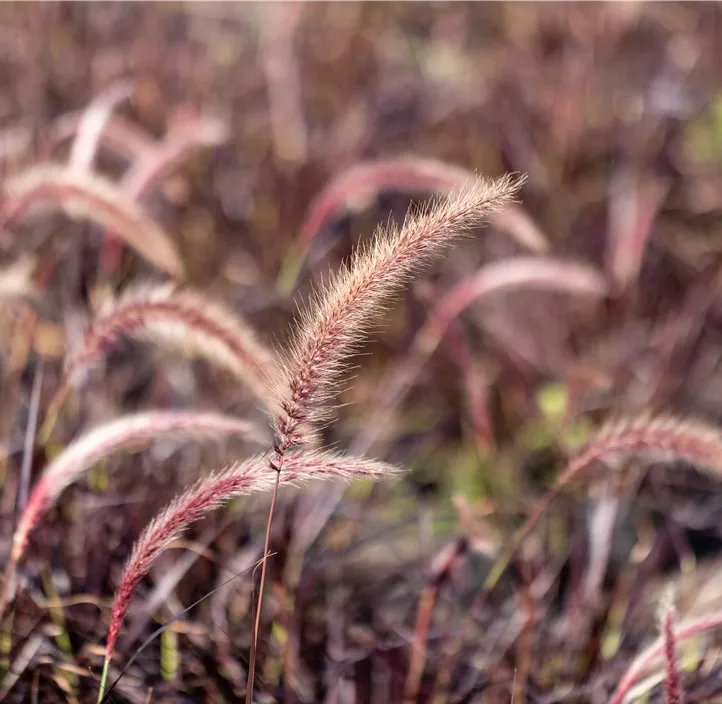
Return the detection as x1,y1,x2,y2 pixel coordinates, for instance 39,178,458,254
98,174,523,700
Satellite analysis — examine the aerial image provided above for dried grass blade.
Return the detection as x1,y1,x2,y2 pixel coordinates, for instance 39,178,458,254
121,112,229,200
68,81,134,174
0,631,44,700
41,113,156,163
606,169,669,292
100,449,400,696
1,166,185,278
17,362,43,515
404,538,467,703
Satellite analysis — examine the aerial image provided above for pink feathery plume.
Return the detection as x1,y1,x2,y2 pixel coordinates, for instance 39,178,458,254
57,283,280,414
0,411,264,620
274,174,524,453
99,449,400,696
486,415,722,591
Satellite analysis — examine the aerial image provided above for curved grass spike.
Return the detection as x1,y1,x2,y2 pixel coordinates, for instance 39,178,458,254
294,256,608,566
484,415,722,592
0,411,264,621
41,111,155,164
608,607,722,704
661,596,684,704
247,173,523,698
42,283,282,440
278,157,547,291
274,174,524,451
120,111,229,200
98,449,400,699
0,166,185,278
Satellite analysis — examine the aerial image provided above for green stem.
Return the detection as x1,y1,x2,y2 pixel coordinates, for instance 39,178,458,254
98,658,110,703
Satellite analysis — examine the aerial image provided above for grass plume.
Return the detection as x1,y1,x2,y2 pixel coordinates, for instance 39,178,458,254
607,608,722,704
661,595,684,704
0,411,264,620
100,449,399,697
485,415,722,591
49,284,281,430
0,166,185,278
252,172,521,699
274,174,524,451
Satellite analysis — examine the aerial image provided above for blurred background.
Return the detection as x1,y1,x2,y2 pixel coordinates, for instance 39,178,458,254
2,3,722,702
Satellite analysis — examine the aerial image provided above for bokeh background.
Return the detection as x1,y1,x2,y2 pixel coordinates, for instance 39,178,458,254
2,3,722,702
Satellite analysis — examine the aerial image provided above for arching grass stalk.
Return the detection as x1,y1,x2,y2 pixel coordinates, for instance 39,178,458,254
40,283,282,443
99,450,399,700
248,174,523,698
0,411,264,621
